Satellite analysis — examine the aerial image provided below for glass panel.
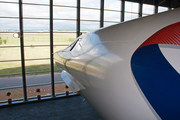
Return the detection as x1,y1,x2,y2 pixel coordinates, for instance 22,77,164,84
104,11,120,22
81,9,100,20
143,4,154,15
27,85,51,98
54,0,76,6
104,0,121,11
104,22,118,28
1,0,18,2
0,61,22,76
23,0,49,4
158,6,168,13
53,20,76,31
0,89,23,101
23,4,49,18
25,59,50,73
0,18,19,31
125,13,138,21
0,47,21,60
81,0,100,9
0,33,20,45
53,32,76,45
0,3,19,17
24,32,50,45
54,63,60,72
24,19,49,31
55,83,71,94
81,21,99,31
54,7,76,19
142,14,148,17
24,46,50,59
125,1,139,13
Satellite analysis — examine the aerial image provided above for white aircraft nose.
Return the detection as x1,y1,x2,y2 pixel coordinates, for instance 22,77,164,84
159,44,180,74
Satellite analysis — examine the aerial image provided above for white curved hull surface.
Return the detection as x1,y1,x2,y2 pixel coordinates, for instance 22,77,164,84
55,8,180,120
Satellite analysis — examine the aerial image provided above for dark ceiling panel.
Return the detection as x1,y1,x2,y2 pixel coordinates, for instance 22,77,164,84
125,0,180,8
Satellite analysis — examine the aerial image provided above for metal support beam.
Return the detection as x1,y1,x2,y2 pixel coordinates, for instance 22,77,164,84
154,0,158,13
77,0,80,37
19,0,27,101
100,0,104,28
139,0,143,17
50,0,55,98
121,0,125,22
168,0,172,10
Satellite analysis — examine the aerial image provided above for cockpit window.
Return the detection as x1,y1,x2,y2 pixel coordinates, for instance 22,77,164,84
70,38,82,52
64,40,77,51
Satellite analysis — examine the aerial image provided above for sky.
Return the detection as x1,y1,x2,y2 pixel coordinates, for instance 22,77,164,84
0,0,168,31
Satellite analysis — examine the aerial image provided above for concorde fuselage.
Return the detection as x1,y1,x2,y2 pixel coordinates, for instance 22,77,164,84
54,8,180,120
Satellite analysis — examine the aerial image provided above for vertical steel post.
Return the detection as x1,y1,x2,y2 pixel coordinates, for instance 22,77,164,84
19,0,27,101
100,0,104,28
50,0,55,98
154,0,158,13
121,0,125,22
168,0,172,10
77,0,80,38
139,0,143,17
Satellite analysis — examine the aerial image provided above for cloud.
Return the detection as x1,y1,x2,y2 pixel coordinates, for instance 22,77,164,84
125,1,139,13
104,0,121,10
81,0,100,8
23,4,49,18
0,2,19,17
0,19,19,31
54,7,76,19
143,4,155,14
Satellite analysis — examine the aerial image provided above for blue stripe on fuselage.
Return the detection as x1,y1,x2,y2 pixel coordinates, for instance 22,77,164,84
131,44,180,120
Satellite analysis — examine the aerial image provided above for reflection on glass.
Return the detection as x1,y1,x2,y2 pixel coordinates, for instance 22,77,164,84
81,9,100,20
0,3,19,17
104,11,121,22
81,0,100,8
125,13,138,21
143,4,154,14
104,0,121,10
23,4,49,18
158,6,168,13
125,1,139,13
54,7,76,19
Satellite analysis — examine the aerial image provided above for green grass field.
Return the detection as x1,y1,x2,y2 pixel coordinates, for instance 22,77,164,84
0,32,76,77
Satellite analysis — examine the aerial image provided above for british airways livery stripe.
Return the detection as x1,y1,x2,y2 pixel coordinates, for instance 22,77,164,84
131,22,180,120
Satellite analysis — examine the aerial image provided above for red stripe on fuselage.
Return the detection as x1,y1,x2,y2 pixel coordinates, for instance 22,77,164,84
138,22,180,50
